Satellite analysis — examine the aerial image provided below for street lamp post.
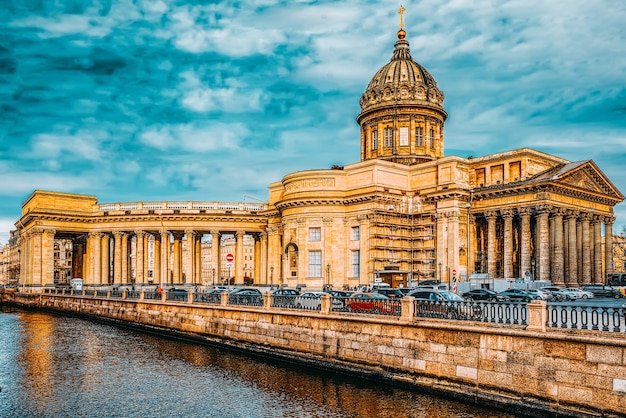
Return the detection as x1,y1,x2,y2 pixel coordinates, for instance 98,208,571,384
326,263,331,291
270,266,274,289
466,202,471,282
211,268,215,286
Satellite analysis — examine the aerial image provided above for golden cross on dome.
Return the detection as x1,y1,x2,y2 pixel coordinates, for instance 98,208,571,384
398,5,406,29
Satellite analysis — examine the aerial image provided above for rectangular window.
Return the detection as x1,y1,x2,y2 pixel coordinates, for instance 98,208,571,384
372,130,378,150
399,127,408,146
351,226,360,241
351,250,360,277
309,250,322,277
429,128,435,148
309,227,321,242
415,127,423,147
384,127,393,147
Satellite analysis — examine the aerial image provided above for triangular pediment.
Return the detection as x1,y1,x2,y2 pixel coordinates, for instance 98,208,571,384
535,160,624,201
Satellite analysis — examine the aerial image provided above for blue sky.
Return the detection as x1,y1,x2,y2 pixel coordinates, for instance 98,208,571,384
1,0,626,244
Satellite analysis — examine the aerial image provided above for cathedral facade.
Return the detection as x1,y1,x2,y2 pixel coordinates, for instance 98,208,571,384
11,26,623,291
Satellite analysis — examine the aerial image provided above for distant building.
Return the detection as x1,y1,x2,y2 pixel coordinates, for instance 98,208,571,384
8,23,623,291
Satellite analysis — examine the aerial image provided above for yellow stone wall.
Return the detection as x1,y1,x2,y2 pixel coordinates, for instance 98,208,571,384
14,293,625,418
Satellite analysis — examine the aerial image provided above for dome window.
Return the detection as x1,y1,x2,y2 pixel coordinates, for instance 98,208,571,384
384,128,393,147
415,127,424,147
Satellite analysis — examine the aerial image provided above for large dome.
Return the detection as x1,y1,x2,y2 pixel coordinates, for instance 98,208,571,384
358,30,445,118
357,29,447,165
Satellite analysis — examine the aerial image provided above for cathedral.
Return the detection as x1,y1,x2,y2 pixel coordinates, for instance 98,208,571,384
9,21,623,291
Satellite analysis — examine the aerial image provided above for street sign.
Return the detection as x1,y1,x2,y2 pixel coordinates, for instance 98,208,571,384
226,253,234,263
452,269,457,276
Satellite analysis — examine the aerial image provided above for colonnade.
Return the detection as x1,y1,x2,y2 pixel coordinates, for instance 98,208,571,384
474,205,614,286
19,228,268,287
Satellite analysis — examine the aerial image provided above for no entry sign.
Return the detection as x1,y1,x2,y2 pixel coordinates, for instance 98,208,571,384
226,253,234,262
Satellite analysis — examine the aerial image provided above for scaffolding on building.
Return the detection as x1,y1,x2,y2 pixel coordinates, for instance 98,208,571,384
368,194,436,287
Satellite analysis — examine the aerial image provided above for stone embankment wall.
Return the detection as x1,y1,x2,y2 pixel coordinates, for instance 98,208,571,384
4,291,626,418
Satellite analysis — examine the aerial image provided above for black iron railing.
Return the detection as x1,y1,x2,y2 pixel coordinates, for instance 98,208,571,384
548,304,625,332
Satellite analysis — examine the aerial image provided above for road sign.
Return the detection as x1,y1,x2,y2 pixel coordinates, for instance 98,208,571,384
452,283,457,293
226,253,234,263
452,269,457,276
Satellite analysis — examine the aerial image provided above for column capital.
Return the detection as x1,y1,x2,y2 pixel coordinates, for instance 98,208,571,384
518,207,532,217
484,210,497,220
551,207,566,218
112,231,124,238
565,209,580,220
605,216,616,224
134,230,145,237
88,232,102,238
500,209,514,219
579,212,592,222
535,204,551,215
445,210,460,219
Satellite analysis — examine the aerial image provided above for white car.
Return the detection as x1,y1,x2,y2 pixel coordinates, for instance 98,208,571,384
526,289,552,300
561,287,594,300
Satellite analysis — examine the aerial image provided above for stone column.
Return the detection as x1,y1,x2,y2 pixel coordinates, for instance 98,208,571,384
536,205,550,282
161,231,170,284
31,229,43,286
18,233,29,286
577,221,583,283
435,213,446,279
172,232,182,284
259,232,268,285
519,207,532,278
593,217,603,283
605,217,615,277
235,231,245,284
153,233,161,285
566,211,578,286
91,232,102,285
121,232,129,284
581,213,592,284
101,233,110,285
501,209,514,279
144,234,151,283
113,231,122,285
184,230,195,284
551,209,565,287
448,211,460,281
485,211,497,278
211,231,221,284
254,233,262,284
42,228,56,287
135,231,144,284
195,234,202,285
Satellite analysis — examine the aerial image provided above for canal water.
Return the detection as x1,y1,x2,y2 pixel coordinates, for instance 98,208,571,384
0,308,518,418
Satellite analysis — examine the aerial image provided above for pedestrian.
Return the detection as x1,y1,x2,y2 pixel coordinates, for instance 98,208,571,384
156,285,163,297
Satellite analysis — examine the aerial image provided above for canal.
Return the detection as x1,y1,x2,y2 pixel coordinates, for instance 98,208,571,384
0,308,518,418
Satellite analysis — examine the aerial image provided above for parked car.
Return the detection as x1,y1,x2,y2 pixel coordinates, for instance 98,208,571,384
462,288,509,302
498,289,539,302
294,292,343,310
607,273,626,286
409,290,482,320
374,287,406,299
166,287,188,301
582,284,623,299
346,292,399,314
539,286,569,301
561,287,594,300
272,288,299,307
526,289,553,301
229,288,263,306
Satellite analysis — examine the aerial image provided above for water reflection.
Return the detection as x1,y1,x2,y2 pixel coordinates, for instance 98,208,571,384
0,308,516,417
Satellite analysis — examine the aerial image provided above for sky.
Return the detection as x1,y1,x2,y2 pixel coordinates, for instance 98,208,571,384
1,0,626,245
